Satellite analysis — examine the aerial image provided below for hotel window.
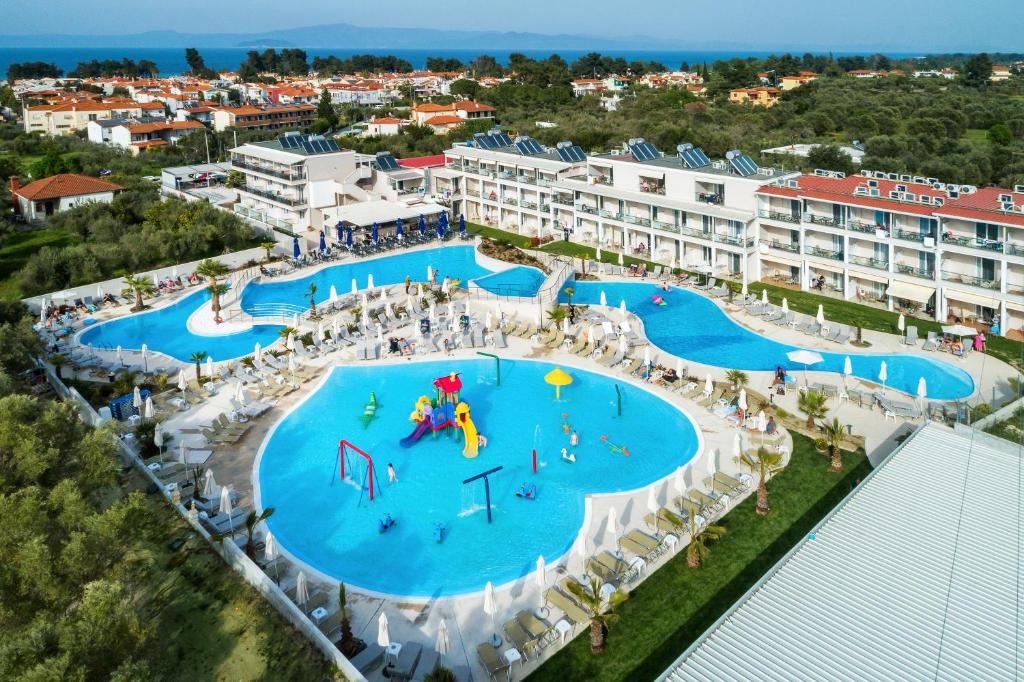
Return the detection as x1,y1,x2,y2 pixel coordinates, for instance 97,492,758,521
831,203,844,225
701,215,713,234
873,242,888,263
728,220,743,240
976,222,999,242
977,257,996,282
919,217,936,237
727,253,741,274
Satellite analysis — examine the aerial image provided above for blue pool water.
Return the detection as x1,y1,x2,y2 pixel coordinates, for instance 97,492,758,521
79,288,284,362
257,359,700,596
563,282,975,400
471,265,547,297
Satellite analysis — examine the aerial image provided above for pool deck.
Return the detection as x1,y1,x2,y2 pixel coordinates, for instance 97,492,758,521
51,254,1020,681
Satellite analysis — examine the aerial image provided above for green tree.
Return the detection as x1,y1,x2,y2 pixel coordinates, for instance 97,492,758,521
190,351,207,382
740,447,785,515
963,53,993,87
797,389,829,429
260,241,276,261
469,55,503,78
196,259,230,318
184,48,215,78
449,79,481,99
316,89,337,127
823,417,846,472
686,508,726,568
242,508,274,558
563,577,628,654
307,282,318,318
807,144,855,176
988,123,1013,146
121,273,154,312
725,369,749,389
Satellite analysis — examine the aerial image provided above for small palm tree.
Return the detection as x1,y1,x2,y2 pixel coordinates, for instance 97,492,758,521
562,286,575,305
242,507,274,558
122,273,155,312
740,447,785,516
564,577,627,654
686,508,726,569
208,283,229,319
50,353,68,380
823,417,846,472
277,326,297,340
307,283,318,318
190,351,207,382
797,389,829,429
546,306,567,327
260,241,276,262
196,259,230,316
725,369,749,389
112,368,142,396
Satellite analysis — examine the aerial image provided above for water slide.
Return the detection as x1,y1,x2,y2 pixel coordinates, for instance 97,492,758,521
400,419,432,447
455,402,479,458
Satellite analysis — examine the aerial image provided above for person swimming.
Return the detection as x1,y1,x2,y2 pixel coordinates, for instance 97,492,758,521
569,430,579,446
561,448,576,463
516,482,537,498
378,513,397,533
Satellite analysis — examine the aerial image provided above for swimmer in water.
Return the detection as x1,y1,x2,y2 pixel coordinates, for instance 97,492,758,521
387,463,397,483
561,447,576,463
569,430,579,446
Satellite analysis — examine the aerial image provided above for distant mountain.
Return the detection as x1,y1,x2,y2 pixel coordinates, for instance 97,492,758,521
0,22,681,51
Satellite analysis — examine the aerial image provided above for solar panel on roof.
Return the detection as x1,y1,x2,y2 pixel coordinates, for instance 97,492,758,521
492,133,513,147
476,135,498,149
728,152,759,177
324,139,340,152
628,142,659,162
515,138,544,156
375,153,400,171
680,146,711,168
556,144,586,163
300,140,316,155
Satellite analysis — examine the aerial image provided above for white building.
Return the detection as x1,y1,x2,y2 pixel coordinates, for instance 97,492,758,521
10,173,123,222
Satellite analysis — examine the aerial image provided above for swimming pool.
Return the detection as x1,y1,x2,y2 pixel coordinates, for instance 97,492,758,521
256,359,700,596
562,282,975,400
471,266,548,298
79,287,284,362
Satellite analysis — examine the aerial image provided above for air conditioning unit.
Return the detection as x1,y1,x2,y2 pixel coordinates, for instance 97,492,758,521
899,174,911,182
887,173,898,180
873,171,886,179
961,185,976,194
1015,184,1024,193
913,176,926,184
933,198,944,206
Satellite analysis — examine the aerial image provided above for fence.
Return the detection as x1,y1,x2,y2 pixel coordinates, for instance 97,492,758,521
38,362,366,681
972,394,1024,430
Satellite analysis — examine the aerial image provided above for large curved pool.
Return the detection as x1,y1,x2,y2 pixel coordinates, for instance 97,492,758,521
256,359,700,596
563,282,975,400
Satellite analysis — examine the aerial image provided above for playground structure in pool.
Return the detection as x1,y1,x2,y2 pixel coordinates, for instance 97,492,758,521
400,371,483,458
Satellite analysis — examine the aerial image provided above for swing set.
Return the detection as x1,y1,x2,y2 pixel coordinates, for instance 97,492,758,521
338,440,383,504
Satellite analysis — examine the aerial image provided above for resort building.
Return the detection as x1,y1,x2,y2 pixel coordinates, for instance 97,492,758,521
9,173,123,222
409,101,496,126
105,120,206,154
728,86,781,107
778,71,817,90
22,100,164,136
211,104,316,133
657,424,1023,682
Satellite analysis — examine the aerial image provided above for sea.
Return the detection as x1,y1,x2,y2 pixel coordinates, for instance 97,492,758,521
0,47,908,77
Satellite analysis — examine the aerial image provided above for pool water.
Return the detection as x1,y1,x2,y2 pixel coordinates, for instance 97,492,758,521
471,266,547,297
563,282,974,400
256,359,700,596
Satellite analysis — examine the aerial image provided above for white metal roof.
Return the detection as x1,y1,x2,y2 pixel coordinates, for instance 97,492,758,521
658,423,1023,682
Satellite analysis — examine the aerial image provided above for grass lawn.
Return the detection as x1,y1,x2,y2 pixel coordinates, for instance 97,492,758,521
961,128,989,143
0,228,77,300
983,406,1024,444
530,433,870,682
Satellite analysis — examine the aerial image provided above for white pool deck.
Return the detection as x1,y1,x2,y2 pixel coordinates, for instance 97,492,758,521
52,256,1021,682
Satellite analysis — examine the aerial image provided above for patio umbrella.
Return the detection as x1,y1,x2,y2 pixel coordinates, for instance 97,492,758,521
418,214,426,236
738,389,748,412
670,254,677,270
618,252,625,266
336,222,343,242
329,285,337,304
395,218,404,239
345,226,353,248
141,343,149,373
203,469,216,497
781,298,788,314
295,571,309,607
562,317,570,335
646,487,659,514
177,370,188,392
843,356,853,379
447,301,456,320
265,530,280,582
435,619,450,660
606,506,618,537
618,335,627,355
377,612,391,649
319,230,327,253
704,374,714,395
673,468,686,494
761,289,769,305
152,272,159,287
732,432,743,460
483,581,500,646
428,303,436,323
351,278,358,295
536,555,546,591
427,265,434,282
187,503,198,523
97,285,106,299
942,324,977,337
39,301,47,325
741,280,748,297
116,345,124,366
917,377,927,401
897,313,906,335
133,386,142,410
219,485,234,532
154,427,164,461
619,299,626,314
597,290,607,307
643,346,651,366
371,222,379,244
292,312,300,328
879,361,888,393
292,236,301,260
596,246,602,261
179,440,187,464
786,349,824,386
368,274,374,289
676,357,684,375
545,366,573,400
441,278,451,295
205,355,214,379
143,396,155,420
287,354,297,373
361,292,369,309
816,304,825,326
459,214,466,236
376,325,384,343
332,316,340,338
317,321,326,342
385,302,395,321
286,332,295,352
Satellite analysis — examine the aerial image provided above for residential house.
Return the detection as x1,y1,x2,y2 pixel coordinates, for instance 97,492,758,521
9,173,123,222
210,104,316,132
728,87,781,107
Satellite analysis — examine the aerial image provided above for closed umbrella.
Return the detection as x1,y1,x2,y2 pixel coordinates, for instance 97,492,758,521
761,288,769,305
205,355,214,380
152,272,159,287
427,265,434,282
535,555,546,591
332,316,340,339
435,619,450,660
879,361,888,394
618,335,627,355
319,230,327,253
816,304,825,326
917,377,927,400
336,221,343,242
646,487,658,514
675,357,684,375
376,325,384,343
154,427,164,462
618,252,624,266
786,349,824,386
495,301,502,320
781,298,788,314
485,311,493,330
897,313,905,335
448,301,456,320
292,312,300,328
219,485,234,532
741,280,748,297
116,345,124,366
287,354,297,373
346,226,353,249
295,571,309,607
732,432,743,460
317,321,326,342
377,612,391,649
428,303,436,323
704,374,714,395
561,317,570,335
738,389,748,412
368,273,374,289
395,218,404,239
177,370,188,392
203,469,216,497
141,343,149,373
265,531,280,582
179,440,187,464
372,222,380,244
292,236,301,260
673,468,686,494
600,290,607,306
351,278,358,295
643,346,651,366
596,246,602,261
619,299,626,315
132,385,142,410
418,214,426,236
286,332,295,352
329,285,337,304
143,396,155,420
483,581,500,645
843,355,853,388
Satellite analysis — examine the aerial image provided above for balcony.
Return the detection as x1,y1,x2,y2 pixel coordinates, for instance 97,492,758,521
941,271,1000,289
941,234,1004,253
1006,243,1024,257
623,214,652,227
552,194,574,206
590,175,613,186
503,197,518,206
805,213,843,228
239,184,303,206
847,220,884,235
653,220,680,234
893,229,930,243
895,264,934,280
639,180,665,195
520,200,538,210
497,170,516,181
232,158,305,181
714,233,753,248
516,174,537,185
696,192,722,205
464,189,481,198
576,203,598,215
758,209,801,224
678,226,712,240
804,245,844,261
599,209,620,220
766,239,800,253
848,254,889,270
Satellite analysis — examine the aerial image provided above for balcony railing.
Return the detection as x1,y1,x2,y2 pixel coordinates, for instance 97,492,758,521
552,194,574,206
941,271,1000,289
599,209,619,220
714,233,752,247
239,184,303,206
520,200,538,210
767,239,800,253
623,214,651,227
942,234,1004,252
848,254,889,270
847,220,884,235
893,229,930,243
1006,243,1024,257
590,176,613,186
497,171,515,180
503,197,518,206
696,192,722,205
895,264,934,279
231,158,305,181
639,183,666,195
679,226,712,240
653,220,680,234
759,209,801,224
464,189,481,198
805,245,844,260
805,214,843,228
576,203,598,215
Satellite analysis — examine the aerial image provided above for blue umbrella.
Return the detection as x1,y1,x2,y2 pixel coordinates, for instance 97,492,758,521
345,226,353,248
319,230,327,253
371,222,379,244
292,236,301,259
437,211,447,239
395,218,404,238
335,221,343,242
459,213,466,236
418,214,426,236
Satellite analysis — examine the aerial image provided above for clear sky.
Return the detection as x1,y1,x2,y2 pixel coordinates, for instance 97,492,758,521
1,0,1021,51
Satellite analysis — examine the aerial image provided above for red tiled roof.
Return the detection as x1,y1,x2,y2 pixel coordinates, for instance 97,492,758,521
371,117,404,125
398,155,446,169
453,101,495,112
424,115,463,126
132,139,169,148
14,173,123,201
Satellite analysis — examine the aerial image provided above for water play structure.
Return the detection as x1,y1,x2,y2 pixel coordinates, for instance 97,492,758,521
399,371,482,458
338,440,382,503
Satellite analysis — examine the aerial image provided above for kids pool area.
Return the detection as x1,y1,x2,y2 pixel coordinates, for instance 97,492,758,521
79,246,546,362
255,358,701,597
563,282,975,400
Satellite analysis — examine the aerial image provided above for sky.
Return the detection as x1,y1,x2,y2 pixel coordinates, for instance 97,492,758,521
1,0,1021,52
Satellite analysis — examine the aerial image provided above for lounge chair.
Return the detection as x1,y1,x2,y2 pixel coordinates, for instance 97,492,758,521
477,642,511,682
689,489,725,514
772,311,794,326
626,529,662,552
350,643,385,673
903,325,919,346
709,285,729,297
594,550,633,580
714,471,751,492
543,587,590,624
833,324,852,344
516,610,550,641
922,331,939,351
575,340,596,357
387,641,422,681
503,619,539,660
545,330,566,349
201,427,240,445
586,557,620,584
410,650,441,682
618,535,656,559
601,349,625,367
620,357,642,374
694,277,716,291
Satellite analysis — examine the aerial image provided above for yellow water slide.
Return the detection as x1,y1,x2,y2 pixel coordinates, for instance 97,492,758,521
455,402,479,458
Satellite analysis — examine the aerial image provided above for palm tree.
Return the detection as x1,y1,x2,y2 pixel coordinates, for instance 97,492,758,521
338,582,354,653
823,417,846,472
562,286,575,305
50,353,68,380
686,508,726,569
797,389,829,429
190,352,207,382
277,326,297,340
563,577,627,654
306,283,318,318
112,368,142,396
740,447,785,516
725,369,749,389
546,306,567,327
196,259,230,318
242,507,274,558
260,241,276,262
207,283,229,320
122,273,155,312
